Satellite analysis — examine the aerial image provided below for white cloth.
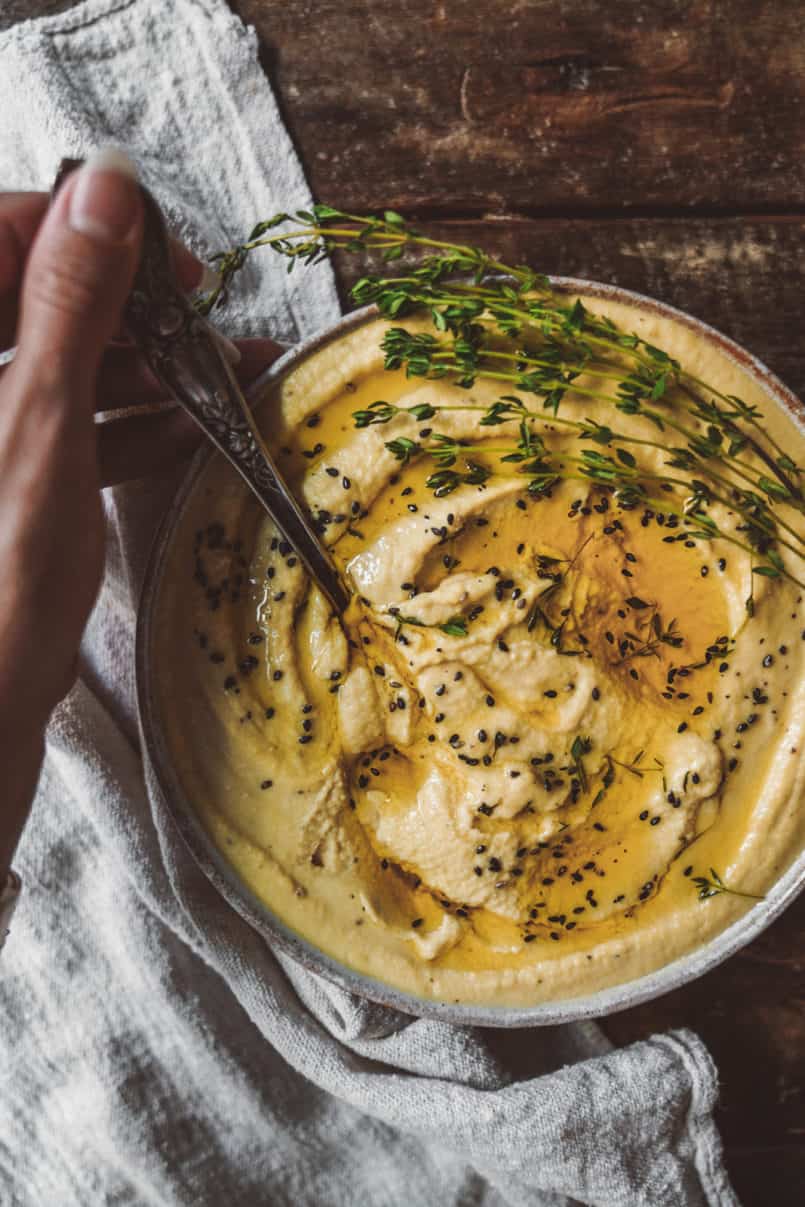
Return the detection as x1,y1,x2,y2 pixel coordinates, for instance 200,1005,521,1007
0,2,739,1204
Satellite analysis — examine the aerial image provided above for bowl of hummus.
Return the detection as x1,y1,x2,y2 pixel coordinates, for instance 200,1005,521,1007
137,280,805,1025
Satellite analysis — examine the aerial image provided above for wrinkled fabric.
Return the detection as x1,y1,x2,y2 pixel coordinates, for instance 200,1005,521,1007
0,2,738,1204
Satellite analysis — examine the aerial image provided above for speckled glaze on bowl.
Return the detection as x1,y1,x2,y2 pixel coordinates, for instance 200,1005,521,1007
136,280,805,1027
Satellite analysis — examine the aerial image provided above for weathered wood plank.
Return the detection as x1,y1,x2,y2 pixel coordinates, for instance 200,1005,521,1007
0,0,75,30
232,0,805,213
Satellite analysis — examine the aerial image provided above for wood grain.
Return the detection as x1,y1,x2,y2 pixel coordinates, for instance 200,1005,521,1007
231,0,805,215
3,1,804,1203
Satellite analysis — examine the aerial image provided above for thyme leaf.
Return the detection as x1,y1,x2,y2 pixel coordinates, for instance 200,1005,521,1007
691,868,765,903
390,610,469,640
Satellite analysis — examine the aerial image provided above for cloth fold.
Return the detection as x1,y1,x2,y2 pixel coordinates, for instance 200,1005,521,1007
0,1,738,1203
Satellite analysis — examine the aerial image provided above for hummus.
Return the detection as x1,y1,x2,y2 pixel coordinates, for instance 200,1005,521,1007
153,299,805,1007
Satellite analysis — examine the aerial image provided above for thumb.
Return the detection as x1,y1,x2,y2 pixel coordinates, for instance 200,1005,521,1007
13,148,143,404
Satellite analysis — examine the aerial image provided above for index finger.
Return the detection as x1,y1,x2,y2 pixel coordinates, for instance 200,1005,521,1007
0,189,208,354
0,192,48,349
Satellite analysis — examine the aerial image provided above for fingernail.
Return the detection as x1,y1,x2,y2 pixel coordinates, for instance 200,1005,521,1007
69,147,140,244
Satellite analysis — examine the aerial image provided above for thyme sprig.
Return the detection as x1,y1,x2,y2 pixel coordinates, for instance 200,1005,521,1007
379,427,802,580
612,601,684,665
198,206,805,594
354,382,804,572
195,205,547,316
691,868,765,903
606,750,665,779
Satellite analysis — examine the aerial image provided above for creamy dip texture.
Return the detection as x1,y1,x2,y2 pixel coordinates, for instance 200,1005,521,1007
154,299,805,1007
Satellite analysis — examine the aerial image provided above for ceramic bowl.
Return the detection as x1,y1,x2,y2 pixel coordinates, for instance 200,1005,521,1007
137,281,805,1026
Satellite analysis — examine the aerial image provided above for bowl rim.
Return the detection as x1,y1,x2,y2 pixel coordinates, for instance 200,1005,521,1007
136,278,805,1027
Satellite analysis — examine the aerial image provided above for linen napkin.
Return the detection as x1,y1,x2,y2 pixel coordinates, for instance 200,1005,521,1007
0,2,739,1203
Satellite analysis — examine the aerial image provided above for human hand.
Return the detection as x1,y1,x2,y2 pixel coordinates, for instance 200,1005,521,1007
0,149,281,873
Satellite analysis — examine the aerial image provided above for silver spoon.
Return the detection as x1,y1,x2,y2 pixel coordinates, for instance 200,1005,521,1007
54,158,351,614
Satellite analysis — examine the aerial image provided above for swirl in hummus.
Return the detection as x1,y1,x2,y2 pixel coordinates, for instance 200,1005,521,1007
153,300,805,1007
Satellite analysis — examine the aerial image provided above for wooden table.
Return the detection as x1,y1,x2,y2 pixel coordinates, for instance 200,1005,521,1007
7,1,804,1201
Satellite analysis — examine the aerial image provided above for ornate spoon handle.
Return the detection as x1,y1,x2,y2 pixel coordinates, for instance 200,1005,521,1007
54,158,350,614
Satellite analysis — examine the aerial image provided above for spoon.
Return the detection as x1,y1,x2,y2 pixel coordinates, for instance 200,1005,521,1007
53,157,351,614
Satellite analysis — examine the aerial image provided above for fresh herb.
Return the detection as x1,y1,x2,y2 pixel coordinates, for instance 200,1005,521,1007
440,615,470,637
390,609,469,639
691,867,765,903
570,735,592,793
613,606,684,665
198,207,805,588
605,750,665,780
